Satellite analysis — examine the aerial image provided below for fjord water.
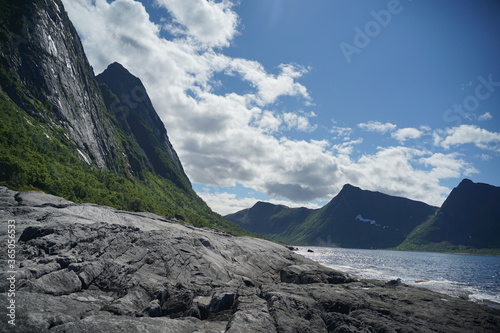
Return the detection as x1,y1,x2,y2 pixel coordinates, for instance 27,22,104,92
298,247,500,307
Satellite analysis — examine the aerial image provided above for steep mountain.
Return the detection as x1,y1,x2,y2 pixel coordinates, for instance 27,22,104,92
292,184,438,248
398,179,500,252
96,62,190,192
0,0,244,233
0,0,120,171
226,184,438,248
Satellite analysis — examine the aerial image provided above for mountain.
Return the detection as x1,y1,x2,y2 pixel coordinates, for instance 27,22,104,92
226,201,312,239
0,0,120,171
96,62,190,192
0,0,244,234
398,179,500,252
226,184,438,249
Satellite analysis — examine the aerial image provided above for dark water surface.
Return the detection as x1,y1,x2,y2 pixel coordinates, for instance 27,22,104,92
298,247,500,307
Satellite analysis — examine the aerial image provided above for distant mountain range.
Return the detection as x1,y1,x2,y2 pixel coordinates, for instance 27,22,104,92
226,179,500,252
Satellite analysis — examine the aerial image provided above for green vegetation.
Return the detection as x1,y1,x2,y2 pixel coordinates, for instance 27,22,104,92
395,215,500,256
0,0,251,236
394,243,500,256
0,90,248,235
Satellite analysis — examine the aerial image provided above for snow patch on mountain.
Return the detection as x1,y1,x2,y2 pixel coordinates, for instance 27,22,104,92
356,214,387,228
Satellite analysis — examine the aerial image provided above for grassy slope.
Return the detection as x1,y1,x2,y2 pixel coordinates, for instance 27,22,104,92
395,214,500,256
0,90,249,234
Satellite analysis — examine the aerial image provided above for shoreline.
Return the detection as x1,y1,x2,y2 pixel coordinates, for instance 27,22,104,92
1,186,499,332
296,246,500,308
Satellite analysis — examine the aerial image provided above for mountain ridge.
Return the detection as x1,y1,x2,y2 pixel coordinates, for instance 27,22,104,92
397,178,500,252
226,179,500,252
226,183,439,249
0,0,245,234
96,62,190,192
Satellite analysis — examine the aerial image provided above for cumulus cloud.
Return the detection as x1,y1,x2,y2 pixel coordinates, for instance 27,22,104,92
197,192,321,215
340,147,463,206
251,110,317,134
391,127,423,142
357,121,397,133
226,60,311,106
332,138,363,155
282,111,317,132
155,0,239,48
419,153,478,179
255,110,282,133
62,0,482,212
436,125,500,152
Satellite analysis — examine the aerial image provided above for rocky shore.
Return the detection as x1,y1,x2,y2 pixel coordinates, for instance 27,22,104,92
1,186,499,332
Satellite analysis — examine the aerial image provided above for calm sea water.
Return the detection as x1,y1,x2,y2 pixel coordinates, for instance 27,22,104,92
297,247,500,307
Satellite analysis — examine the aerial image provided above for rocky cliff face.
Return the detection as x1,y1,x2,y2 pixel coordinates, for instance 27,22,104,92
226,184,438,248
0,0,119,170
96,62,190,192
1,186,499,332
0,0,235,229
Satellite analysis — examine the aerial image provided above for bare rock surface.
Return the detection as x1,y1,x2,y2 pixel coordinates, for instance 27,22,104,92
1,186,499,332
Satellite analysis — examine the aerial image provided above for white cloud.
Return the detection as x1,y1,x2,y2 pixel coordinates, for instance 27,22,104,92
155,0,239,48
62,0,482,213
357,121,397,133
419,153,478,179
332,138,363,155
340,146,451,206
197,191,321,215
282,111,317,132
329,126,352,140
476,154,491,161
255,110,282,133
436,125,500,152
391,127,423,142
478,112,493,121
226,60,311,106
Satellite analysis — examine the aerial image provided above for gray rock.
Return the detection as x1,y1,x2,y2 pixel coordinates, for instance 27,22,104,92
1,186,499,332
21,269,82,295
280,264,355,285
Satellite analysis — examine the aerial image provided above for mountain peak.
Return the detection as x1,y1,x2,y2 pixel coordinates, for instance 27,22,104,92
401,178,500,249
457,178,474,187
342,183,357,189
97,62,143,92
96,62,189,189
108,61,127,70
101,62,135,79
340,183,362,192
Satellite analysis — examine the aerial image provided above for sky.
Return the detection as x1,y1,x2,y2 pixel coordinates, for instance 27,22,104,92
62,0,500,215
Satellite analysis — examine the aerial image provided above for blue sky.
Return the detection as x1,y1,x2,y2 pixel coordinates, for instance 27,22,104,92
63,0,500,214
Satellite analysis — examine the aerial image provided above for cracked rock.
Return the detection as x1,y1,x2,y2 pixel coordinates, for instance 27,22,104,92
1,186,499,332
